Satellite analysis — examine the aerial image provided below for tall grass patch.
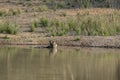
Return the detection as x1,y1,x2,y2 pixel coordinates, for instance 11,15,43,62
29,23,35,32
30,11,120,36
8,8,21,16
38,5,48,12
0,10,6,17
0,23,19,34
40,17,49,27
47,19,69,36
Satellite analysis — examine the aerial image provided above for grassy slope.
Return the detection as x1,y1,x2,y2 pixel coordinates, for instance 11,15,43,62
0,1,120,47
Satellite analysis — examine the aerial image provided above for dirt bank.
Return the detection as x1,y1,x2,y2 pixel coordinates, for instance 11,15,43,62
0,34,120,48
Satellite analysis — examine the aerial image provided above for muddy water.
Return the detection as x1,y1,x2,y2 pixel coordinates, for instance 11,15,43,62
0,46,120,80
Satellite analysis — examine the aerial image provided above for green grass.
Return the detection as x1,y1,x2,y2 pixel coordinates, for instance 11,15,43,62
0,11,6,17
38,5,48,12
41,13,120,36
0,23,19,34
30,23,35,32
40,17,49,27
29,10,120,36
32,21,39,28
0,9,21,17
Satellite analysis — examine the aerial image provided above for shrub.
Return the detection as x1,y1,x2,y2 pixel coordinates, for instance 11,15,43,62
40,17,49,27
0,23,19,34
52,5,57,11
48,19,69,36
80,18,95,35
27,2,33,6
25,9,28,13
38,5,48,12
0,11,6,17
51,2,65,10
56,2,66,9
8,8,21,16
32,21,39,28
30,23,35,32
43,0,47,2
32,11,120,36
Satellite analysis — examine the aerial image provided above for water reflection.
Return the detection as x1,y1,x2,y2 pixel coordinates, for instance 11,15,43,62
0,46,120,80
49,47,57,58
116,60,120,80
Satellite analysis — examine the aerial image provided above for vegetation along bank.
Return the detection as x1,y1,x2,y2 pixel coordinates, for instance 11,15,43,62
0,0,120,48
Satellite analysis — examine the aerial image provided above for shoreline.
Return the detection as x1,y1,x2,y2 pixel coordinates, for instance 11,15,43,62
0,36,120,49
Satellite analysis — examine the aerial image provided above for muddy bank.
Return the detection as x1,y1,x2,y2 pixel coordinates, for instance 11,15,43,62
0,36,120,48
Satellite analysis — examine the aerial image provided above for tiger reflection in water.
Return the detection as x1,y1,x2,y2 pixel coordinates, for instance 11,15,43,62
48,40,57,57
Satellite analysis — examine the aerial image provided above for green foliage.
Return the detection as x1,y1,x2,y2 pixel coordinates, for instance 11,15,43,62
80,18,98,35
0,11,6,17
47,0,119,8
43,0,47,2
0,23,19,34
38,5,48,12
0,9,21,17
33,21,39,28
30,11,120,36
27,2,33,6
47,19,69,36
81,0,92,8
94,0,106,2
8,8,21,16
30,23,35,32
25,9,28,13
26,0,31,1
40,17,49,27
57,2,66,8
45,12,120,36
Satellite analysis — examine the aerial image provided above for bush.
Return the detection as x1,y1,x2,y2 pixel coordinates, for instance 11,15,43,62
8,8,21,16
30,11,120,36
0,11,6,17
30,23,35,32
32,21,39,28
38,5,48,12
79,17,102,35
0,23,19,34
57,2,66,8
40,17,49,27
27,2,33,6
47,19,69,36
43,0,47,2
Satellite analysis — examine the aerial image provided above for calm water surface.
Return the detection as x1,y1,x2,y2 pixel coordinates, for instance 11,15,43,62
0,46,120,80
